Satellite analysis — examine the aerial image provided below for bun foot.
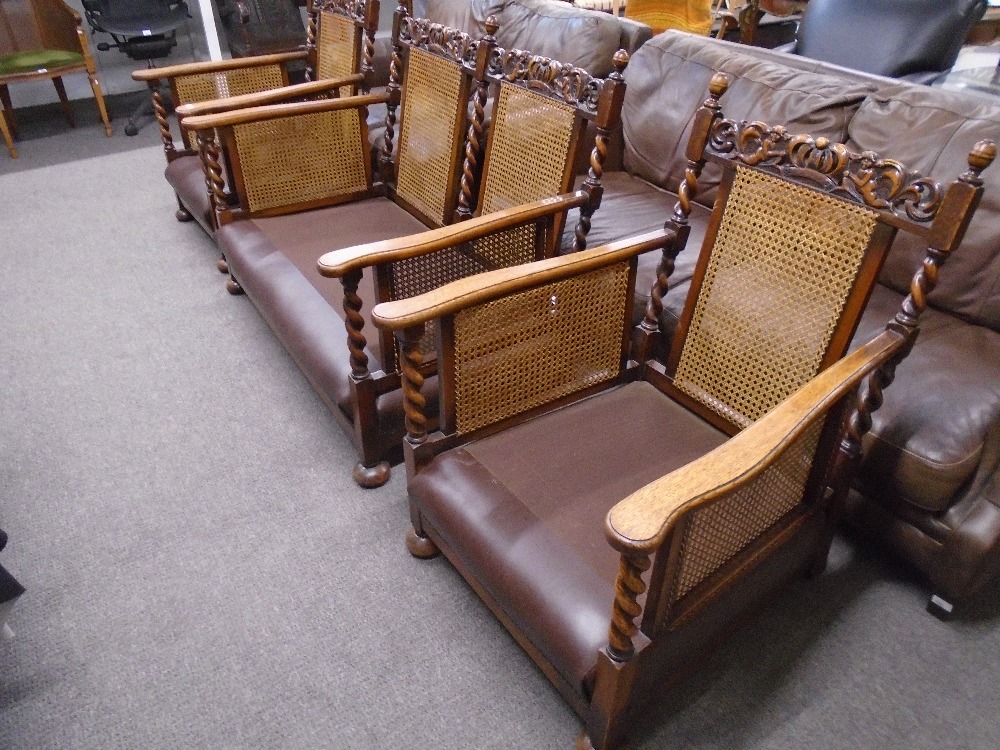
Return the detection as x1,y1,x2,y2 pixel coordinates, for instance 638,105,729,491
353,460,390,488
406,528,439,559
217,256,229,274
175,206,193,222
226,276,244,295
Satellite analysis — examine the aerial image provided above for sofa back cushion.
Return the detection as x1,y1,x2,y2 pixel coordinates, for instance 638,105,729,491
416,0,643,76
621,31,877,208
846,84,1000,331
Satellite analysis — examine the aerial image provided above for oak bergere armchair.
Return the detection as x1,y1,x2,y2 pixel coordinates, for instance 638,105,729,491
370,74,994,749
0,0,112,158
131,0,380,238
181,8,629,487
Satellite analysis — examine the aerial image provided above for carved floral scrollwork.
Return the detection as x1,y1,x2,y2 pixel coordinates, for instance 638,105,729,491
708,118,943,221
317,0,367,23
400,17,478,67
487,47,603,111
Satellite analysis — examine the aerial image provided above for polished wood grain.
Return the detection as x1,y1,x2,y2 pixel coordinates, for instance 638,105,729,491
130,51,308,82
180,92,387,130
174,74,363,118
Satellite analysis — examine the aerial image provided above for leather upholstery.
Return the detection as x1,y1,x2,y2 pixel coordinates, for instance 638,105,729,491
583,31,1000,603
793,0,987,81
411,382,727,690
413,0,652,76
164,155,213,234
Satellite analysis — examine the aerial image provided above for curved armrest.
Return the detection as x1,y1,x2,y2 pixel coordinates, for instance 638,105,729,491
132,51,308,82
605,329,906,552
371,229,676,330
180,92,388,131
317,192,591,279
175,75,363,118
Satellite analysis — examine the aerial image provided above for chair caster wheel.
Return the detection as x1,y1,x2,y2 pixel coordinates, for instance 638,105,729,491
124,123,138,136
406,528,439,559
175,207,193,222
352,461,390,488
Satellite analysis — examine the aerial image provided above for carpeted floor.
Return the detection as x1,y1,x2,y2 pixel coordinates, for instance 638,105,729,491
0,143,998,750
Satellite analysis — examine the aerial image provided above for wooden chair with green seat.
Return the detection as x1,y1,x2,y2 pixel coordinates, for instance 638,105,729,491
0,0,113,158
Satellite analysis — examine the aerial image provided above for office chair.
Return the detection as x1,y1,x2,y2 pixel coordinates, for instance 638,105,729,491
82,0,190,135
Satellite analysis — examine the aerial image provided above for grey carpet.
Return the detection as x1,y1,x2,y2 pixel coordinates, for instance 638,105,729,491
0,94,160,175
1,145,998,750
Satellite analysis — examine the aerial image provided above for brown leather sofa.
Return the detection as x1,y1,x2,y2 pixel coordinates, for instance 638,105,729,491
569,30,1000,612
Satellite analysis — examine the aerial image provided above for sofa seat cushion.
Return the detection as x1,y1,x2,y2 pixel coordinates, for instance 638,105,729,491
216,198,426,396
622,31,876,209
845,83,1000,331
849,285,1000,513
165,155,214,234
410,381,727,692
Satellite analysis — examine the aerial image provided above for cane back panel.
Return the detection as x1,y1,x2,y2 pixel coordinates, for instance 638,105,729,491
315,9,359,82
477,83,577,215
232,108,369,214
672,166,878,428
449,262,630,434
385,224,540,370
664,417,826,609
175,65,286,148
395,47,466,226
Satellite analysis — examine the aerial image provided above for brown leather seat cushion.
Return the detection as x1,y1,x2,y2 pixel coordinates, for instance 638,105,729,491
216,200,435,452
165,155,214,234
410,381,727,693
848,286,1000,513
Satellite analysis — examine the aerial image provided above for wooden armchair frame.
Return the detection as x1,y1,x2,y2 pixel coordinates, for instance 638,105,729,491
0,0,112,158
132,0,379,233
369,74,994,749
312,14,631,486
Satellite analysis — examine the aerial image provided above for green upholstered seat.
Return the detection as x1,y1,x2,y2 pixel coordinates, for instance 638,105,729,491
0,49,83,75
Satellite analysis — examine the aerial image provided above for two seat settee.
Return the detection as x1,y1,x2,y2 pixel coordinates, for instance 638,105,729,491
573,30,1000,609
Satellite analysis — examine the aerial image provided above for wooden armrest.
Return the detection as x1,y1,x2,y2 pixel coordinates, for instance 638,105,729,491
175,75,363,118
131,51,309,82
180,92,389,131
606,330,906,551
371,229,676,330
317,192,591,279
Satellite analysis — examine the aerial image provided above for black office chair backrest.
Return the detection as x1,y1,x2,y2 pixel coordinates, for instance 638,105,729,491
796,0,987,81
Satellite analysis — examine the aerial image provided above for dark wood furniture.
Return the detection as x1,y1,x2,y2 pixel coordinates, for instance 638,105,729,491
0,0,112,158
131,0,379,238
179,7,629,487
368,74,994,748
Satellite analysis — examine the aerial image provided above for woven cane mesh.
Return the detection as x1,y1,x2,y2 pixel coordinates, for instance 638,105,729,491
175,64,285,148
452,263,629,434
669,418,825,604
478,84,577,215
388,224,539,368
233,109,368,213
395,48,464,225
316,11,358,82
673,167,878,428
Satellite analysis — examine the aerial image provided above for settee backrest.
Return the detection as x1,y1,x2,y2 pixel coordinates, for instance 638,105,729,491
845,84,1000,331
621,31,878,209
412,0,650,76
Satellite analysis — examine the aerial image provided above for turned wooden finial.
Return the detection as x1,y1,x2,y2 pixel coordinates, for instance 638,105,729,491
708,71,729,100
612,48,629,77
485,14,499,37
963,140,996,185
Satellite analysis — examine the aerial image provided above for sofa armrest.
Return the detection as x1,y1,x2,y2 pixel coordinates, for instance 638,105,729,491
318,192,591,279
174,75,363,118
180,92,388,131
131,50,308,82
371,228,674,329
605,330,905,552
